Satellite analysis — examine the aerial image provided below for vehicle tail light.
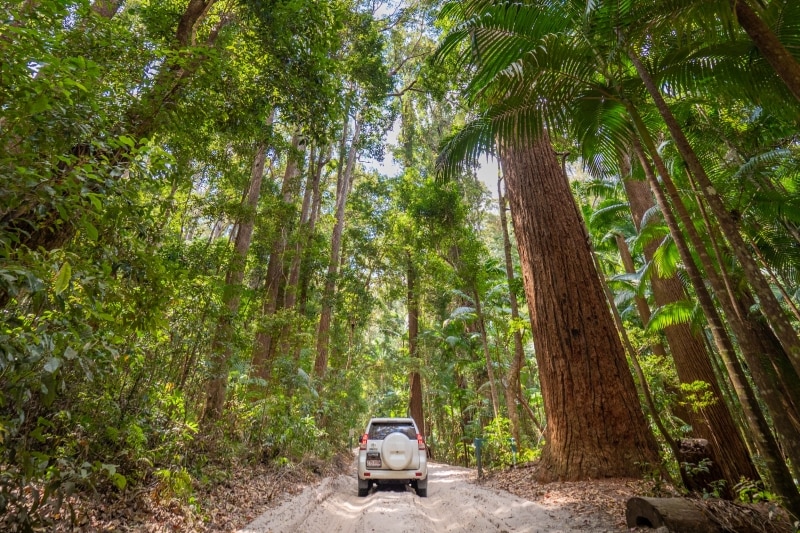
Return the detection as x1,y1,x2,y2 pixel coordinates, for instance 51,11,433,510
417,433,426,450
360,433,368,450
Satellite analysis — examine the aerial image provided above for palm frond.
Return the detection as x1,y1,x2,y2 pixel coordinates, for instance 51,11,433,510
647,300,700,332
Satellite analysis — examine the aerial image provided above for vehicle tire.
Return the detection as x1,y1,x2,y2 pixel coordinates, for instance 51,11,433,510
381,432,414,470
417,488,427,497
358,478,369,497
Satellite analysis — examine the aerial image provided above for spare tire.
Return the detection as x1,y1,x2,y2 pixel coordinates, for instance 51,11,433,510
381,432,413,470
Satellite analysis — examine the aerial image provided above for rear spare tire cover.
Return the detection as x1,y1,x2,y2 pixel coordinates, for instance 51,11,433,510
382,432,413,470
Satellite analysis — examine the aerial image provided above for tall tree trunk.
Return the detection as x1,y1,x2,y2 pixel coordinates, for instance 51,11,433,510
624,177,760,491
629,51,800,380
314,116,362,378
203,133,271,424
626,125,800,514
408,254,425,437
498,132,659,480
472,287,500,419
252,134,305,380
498,177,525,444
731,0,800,102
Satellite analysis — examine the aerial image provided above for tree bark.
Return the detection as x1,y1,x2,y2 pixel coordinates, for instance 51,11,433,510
314,116,361,378
627,126,800,515
498,132,659,480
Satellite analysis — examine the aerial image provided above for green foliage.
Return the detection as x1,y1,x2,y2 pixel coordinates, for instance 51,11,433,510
734,478,780,505
679,381,718,413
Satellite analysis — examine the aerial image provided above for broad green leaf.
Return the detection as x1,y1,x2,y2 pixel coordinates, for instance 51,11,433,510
54,262,72,294
82,218,99,241
44,357,62,373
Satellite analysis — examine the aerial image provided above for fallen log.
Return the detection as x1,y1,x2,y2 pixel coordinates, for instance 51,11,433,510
626,497,793,533
626,497,720,532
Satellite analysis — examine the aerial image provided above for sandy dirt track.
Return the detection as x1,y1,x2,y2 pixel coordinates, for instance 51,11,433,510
238,463,620,532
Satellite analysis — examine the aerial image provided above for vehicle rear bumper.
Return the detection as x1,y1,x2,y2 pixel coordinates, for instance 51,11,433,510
357,454,427,481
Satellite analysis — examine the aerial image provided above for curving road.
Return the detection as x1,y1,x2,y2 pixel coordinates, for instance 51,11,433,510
238,463,616,532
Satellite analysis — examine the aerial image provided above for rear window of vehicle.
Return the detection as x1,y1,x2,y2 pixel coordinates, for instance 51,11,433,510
368,422,416,440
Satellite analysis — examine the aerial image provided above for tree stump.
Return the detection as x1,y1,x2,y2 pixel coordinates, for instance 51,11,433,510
676,438,731,499
626,497,721,532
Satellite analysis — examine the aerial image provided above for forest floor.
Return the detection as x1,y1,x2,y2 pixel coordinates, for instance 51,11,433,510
45,454,793,532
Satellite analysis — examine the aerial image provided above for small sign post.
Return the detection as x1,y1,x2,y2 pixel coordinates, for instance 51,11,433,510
473,437,484,479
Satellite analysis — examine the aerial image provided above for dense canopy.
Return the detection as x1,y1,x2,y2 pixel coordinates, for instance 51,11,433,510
2,0,800,528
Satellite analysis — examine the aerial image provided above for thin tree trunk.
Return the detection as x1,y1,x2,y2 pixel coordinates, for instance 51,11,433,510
594,242,680,463
499,132,659,480
690,180,800,475
613,233,668,358
203,133,271,424
627,126,800,514
472,287,500,419
498,177,525,444
731,0,800,102
623,176,760,491
408,254,425,437
314,115,362,378
629,50,800,380
252,134,305,380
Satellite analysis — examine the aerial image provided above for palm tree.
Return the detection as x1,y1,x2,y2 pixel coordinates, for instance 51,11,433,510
435,0,800,507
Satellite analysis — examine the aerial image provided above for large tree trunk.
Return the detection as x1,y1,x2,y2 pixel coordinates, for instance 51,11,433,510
624,177,760,493
314,116,362,378
629,51,800,381
732,0,800,103
498,178,525,444
498,133,659,480
408,255,425,438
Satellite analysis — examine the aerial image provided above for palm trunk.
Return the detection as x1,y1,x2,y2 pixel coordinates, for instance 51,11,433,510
627,127,800,514
499,132,659,480
623,176,760,492
629,50,800,380
731,0,800,102
314,115,361,378
613,232,668,358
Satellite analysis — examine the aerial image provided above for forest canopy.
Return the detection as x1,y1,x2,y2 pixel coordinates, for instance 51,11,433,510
2,0,800,528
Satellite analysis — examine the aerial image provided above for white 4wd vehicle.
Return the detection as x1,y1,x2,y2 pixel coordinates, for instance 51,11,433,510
357,417,428,497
